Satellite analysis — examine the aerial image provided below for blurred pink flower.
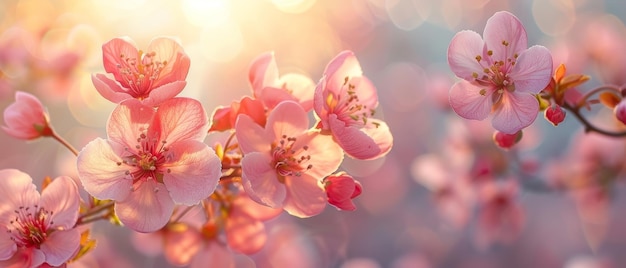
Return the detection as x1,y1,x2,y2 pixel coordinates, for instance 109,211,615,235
313,50,393,160
475,180,525,249
0,169,80,267
226,193,282,254
77,98,221,232
614,100,626,125
323,172,362,211
91,36,190,106
249,52,315,111
209,96,266,132
447,11,553,134
2,91,52,140
235,101,343,217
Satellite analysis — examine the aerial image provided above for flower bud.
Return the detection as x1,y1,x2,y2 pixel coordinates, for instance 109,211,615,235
493,130,522,150
324,172,362,211
544,104,566,126
614,100,626,125
2,91,52,140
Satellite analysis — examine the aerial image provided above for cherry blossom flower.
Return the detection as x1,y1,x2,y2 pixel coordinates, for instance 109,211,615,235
235,101,343,217
91,36,190,107
209,96,266,132
77,98,221,232
249,52,315,111
447,11,553,134
323,172,362,211
2,91,52,140
0,169,80,267
475,180,525,249
313,50,393,160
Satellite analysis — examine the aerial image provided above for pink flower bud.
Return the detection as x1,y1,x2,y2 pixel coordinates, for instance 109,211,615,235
324,172,362,211
614,100,626,125
492,130,523,150
544,104,566,126
2,91,52,140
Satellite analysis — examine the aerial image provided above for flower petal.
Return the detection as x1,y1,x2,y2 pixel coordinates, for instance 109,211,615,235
0,225,16,261
449,81,492,120
115,179,175,233
328,115,389,160
163,223,202,266
0,248,45,268
0,169,39,222
162,140,221,205
226,209,266,254
267,101,309,141
323,51,363,96
248,51,279,97
277,73,315,111
39,176,80,230
142,81,187,107
241,152,286,208
190,243,234,268
259,87,299,110
483,11,528,62
2,91,48,140
39,229,80,266
235,114,272,154
231,194,282,221
102,37,138,88
151,98,208,143
91,73,133,104
107,98,154,148
293,131,343,178
447,30,486,81
77,138,132,201
283,175,326,217
492,92,539,134
508,45,553,94
146,37,190,88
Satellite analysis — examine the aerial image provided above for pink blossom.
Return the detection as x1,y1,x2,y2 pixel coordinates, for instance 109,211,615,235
475,180,525,249
77,98,222,232
2,91,52,140
91,36,190,106
492,130,522,149
544,104,566,126
226,193,282,254
235,101,343,217
323,172,362,211
209,96,266,132
0,169,81,267
614,100,626,125
447,11,553,134
249,52,315,111
313,50,393,160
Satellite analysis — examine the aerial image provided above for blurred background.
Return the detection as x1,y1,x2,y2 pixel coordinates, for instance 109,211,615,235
2,0,626,267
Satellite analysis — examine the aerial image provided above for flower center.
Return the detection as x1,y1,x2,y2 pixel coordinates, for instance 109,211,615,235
119,131,171,187
8,205,54,248
117,50,168,99
472,40,519,97
325,76,379,128
271,135,313,183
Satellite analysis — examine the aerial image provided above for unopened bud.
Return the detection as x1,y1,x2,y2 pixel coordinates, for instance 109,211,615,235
614,100,626,125
493,130,522,150
544,105,566,126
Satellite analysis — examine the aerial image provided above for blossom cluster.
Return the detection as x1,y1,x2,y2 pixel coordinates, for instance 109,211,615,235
0,35,391,267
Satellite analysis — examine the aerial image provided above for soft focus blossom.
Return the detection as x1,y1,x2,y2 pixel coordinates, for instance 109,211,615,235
323,172,363,211
0,169,80,267
448,11,553,134
492,130,522,149
2,91,52,140
77,98,221,232
249,52,315,111
475,180,525,249
545,104,566,126
614,100,626,125
209,96,266,132
91,36,191,107
236,101,343,217
313,50,393,160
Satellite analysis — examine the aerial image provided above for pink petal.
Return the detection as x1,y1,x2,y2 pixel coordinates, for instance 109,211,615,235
151,98,208,143
259,87,299,110
142,81,187,107
447,30,487,81
241,152,286,208
323,51,363,96
163,224,202,266
277,73,315,111
146,37,190,87
483,11,528,62
0,225,16,260
449,81,492,120
39,229,80,266
115,180,175,233
293,131,343,179
106,99,154,148
0,169,39,222
208,105,233,132
131,231,163,257
231,194,282,221
328,115,388,160
492,92,539,134
248,51,279,97
234,114,272,154
2,91,48,140
76,138,132,201
0,248,45,268
283,175,327,217
91,73,132,104
226,210,266,254
313,78,330,124
39,176,79,230
190,242,234,268
162,140,221,205
102,37,138,88
508,45,553,94
267,101,310,140
351,76,379,109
